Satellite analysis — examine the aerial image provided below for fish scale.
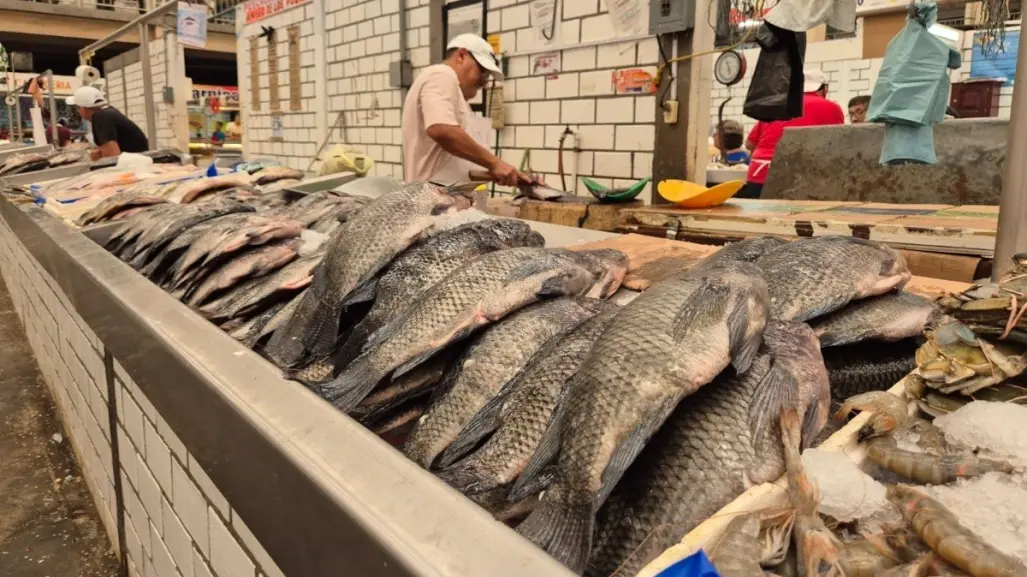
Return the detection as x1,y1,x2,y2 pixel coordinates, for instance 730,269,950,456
264,182,473,367
586,321,830,577
810,291,938,347
515,261,770,575
403,297,600,469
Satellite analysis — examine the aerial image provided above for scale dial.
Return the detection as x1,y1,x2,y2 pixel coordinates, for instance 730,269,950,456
714,50,747,87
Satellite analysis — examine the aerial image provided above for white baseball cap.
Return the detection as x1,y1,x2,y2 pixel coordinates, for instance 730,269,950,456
66,85,107,107
803,68,827,93
447,33,503,81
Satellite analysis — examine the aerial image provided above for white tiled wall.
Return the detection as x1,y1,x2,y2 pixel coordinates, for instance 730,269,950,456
237,4,321,171
104,32,188,150
0,216,285,577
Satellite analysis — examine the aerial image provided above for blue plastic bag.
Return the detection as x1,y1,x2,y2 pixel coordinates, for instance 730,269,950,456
654,549,721,577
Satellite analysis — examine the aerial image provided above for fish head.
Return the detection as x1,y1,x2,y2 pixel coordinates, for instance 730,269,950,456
570,249,629,299
432,183,476,212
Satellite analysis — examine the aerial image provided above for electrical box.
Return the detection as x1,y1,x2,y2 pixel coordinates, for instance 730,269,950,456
10,51,33,72
389,60,412,89
649,0,695,34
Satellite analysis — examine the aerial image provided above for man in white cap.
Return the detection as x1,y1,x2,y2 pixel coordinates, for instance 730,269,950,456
739,68,844,198
67,85,149,160
402,33,528,186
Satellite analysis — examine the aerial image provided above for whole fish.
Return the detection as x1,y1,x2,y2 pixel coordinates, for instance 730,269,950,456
516,261,770,574
105,203,186,256
822,338,919,401
320,247,616,412
435,304,619,496
264,182,473,368
186,239,302,306
128,202,255,268
810,291,938,347
252,166,305,185
351,355,452,425
200,251,324,323
756,236,911,322
586,321,831,577
0,152,49,175
168,173,253,203
332,219,546,373
142,213,252,282
78,190,168,226
403,297,602,469
47,151,85,167
112,204,196,259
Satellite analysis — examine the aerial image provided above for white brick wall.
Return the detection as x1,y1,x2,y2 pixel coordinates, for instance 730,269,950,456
0,215,287,577
238,4,322,171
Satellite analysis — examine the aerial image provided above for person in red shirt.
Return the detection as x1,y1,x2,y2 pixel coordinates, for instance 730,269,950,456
739,69,845,199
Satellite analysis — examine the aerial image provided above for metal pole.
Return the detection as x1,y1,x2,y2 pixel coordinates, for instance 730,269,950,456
139,22,158,149
79,0,179,64
991,31,1027,281
14,96,22,143
47,70,58,146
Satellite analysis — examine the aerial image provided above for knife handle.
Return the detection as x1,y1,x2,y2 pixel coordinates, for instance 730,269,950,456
468,170,492,182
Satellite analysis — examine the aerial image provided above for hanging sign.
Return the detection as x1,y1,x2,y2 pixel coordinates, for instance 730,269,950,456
530,0,558,44
607,0,646,37
270,113,284,141
244,0,311,25
177,3,209,49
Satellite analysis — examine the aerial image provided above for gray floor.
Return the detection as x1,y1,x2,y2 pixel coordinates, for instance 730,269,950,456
0,277,121,577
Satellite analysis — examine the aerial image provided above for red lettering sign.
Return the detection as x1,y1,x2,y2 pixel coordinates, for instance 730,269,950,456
244,0,309,25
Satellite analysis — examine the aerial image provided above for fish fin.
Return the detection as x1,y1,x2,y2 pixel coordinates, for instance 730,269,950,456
728,298,762,374
748,358,798,451
436,392,506,468
342,278,378,307
321,355,383,412
793,295,850,323
596,397,680,507
509,399,568,502
800,399,825,451
671,279,729,342
435,462,490,496
516,492,595,574
508,464,556,501
391,315,482,379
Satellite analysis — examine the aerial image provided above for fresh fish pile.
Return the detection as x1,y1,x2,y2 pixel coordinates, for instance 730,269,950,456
95,194,945,577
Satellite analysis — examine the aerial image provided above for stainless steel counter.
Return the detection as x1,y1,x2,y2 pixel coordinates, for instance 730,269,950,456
0,194,581,577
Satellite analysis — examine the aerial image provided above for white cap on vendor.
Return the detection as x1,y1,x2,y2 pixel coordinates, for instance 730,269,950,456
66,86,107,107
802,69,827,93
446,34,504,81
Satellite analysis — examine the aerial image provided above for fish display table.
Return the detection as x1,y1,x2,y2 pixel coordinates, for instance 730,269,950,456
490,198,997,282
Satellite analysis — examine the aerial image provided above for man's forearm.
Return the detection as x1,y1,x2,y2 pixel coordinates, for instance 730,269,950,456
427,124,499,170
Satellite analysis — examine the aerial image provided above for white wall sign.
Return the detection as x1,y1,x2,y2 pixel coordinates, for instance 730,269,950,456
177,3,208,49
447,4,483,44
270,114,284,141
531,0,559,45
608,0,646,37
532,52,561,76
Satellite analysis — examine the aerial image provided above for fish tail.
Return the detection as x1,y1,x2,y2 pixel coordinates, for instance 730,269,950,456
322,355,382,412
435,462,492,496
517,490,595,574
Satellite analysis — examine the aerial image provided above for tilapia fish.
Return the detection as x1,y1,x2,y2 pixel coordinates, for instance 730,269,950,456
251,166,304,185
78,190,168,226
436,304,619,496
142,213,252,282
515,261,770,574
332,219,546,373
403,297,603,469
127,202,255,267
186,239,303,306
47,151,85,167
199,250,324,323
586,320,830,577
168,173,254,203
320,247,620,412
810,291,937,347
106,203,187,256
756,236,911,322
233,291,306,348
0,152,49,175
264,182,473,367
822,339,919,401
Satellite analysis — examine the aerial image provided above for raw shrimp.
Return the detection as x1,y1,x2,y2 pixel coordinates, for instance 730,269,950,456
780,409,844,577
867,437,1014,485
888,485,1027,577
708,514,764,577
833,391,909,441
838,539,899,577
878,556,931,577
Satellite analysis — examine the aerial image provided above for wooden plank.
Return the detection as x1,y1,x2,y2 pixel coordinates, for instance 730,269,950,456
897,249,981,283
519,200,587,228
582,200,643,231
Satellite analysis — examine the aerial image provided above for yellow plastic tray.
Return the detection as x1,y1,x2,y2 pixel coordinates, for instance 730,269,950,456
657,179,745,208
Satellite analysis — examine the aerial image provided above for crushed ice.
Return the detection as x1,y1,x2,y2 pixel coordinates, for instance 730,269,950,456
925,472,1027,565
935,401,1027,462
801,448,890,522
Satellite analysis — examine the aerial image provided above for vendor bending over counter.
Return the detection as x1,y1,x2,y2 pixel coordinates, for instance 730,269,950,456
67,86,149,160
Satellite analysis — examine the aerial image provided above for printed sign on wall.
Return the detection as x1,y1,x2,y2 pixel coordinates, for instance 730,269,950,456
177,3,208,49
288,26,302,111
267,30,280,111
970,30,1019,87
244,0,311,25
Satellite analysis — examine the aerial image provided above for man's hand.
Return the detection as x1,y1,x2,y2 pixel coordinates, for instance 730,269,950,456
488,159,524,186
89,148,102,161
